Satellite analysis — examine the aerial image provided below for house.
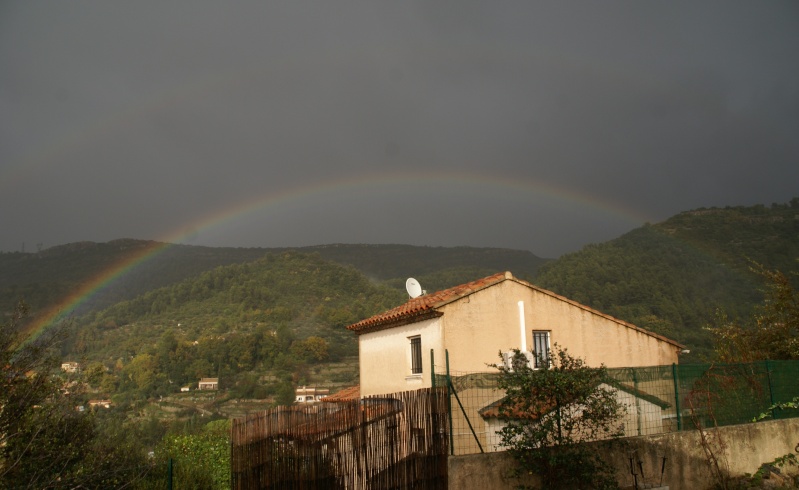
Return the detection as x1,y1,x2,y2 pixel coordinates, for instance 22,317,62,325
347,271,683,397
61,362,80,373
198,377,219,390
294,386,330,403
88,399,113,409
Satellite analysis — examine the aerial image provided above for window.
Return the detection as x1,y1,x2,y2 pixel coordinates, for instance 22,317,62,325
409,336,422,374
532,331,550,368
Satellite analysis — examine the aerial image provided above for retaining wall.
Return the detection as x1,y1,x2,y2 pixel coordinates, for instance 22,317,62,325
448,418,799,490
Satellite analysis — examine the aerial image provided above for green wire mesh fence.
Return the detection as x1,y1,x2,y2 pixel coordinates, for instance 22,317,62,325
435,360,799,456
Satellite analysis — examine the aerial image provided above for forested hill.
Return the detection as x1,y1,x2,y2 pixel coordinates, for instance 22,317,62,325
4,199,798,363
535,200,799,359
0,240,548,318
0,239,270,316
274,244,547,282
65,252,405,400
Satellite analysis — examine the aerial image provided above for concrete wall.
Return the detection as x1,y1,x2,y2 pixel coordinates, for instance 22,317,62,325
448,418,799,490
449,451,540,489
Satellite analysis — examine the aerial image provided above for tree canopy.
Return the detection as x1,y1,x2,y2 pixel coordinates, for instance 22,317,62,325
493,347,625,489
1,302,153,488
708,265,799,362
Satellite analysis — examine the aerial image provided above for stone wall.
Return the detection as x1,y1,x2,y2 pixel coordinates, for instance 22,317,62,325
448,418,799,490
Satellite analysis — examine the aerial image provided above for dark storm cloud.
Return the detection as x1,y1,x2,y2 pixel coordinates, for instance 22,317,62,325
1,1,797,257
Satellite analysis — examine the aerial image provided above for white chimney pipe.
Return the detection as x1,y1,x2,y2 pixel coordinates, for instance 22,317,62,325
518,301,527,352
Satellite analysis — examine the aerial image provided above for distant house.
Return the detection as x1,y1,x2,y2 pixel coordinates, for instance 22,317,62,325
198,378,219,390
88,399,113,409
347,271,683,397
295,386,330,403
61,362,80,373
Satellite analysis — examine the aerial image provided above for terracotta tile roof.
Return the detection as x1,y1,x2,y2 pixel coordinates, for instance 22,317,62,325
347,271,512,334
322,385,360,402
478,394,557,420
345,270,684,348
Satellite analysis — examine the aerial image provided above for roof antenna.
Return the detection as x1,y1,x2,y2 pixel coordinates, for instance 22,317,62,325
405,278,423,299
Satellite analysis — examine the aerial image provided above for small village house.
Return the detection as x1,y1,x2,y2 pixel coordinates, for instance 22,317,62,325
88,399,113,409
60,361,80,373
198,377,218,390
294,386,329,403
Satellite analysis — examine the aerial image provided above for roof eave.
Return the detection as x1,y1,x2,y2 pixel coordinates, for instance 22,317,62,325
348,310,444,335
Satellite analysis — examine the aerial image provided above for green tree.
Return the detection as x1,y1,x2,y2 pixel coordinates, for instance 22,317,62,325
493,346,625,490
1,301,151,488
289,336,329,362
152,419,231,489
83,361,107,387
708,265,799,362
124,353,158,393
275,380,297,406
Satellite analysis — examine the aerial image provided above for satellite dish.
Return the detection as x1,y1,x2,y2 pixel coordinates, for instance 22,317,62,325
405,278,423,298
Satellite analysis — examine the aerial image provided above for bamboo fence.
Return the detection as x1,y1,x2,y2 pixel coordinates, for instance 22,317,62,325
231,387,449,489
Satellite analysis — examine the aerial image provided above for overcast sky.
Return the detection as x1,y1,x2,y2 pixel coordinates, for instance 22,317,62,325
1,2,797,258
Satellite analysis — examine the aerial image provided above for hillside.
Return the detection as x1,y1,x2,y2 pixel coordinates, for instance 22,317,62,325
278,243,547,283
0,239,270,316
5,198,798,378
535,200,799,359
64,252,405,405
0,240,548,320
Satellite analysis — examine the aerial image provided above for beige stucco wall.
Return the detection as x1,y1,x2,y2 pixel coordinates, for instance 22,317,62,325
441,280,528,372
359,317,444,397
441,280,679,371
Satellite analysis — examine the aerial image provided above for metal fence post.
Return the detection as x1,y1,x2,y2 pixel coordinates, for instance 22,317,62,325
446,350,454,455
766,360,776,419
167,457,173,490
672,363,681,431
632,367,642,436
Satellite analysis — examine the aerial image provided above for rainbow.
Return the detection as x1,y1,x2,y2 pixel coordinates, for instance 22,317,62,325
23,239,169,344
20,170,651,346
